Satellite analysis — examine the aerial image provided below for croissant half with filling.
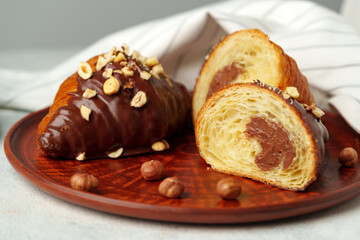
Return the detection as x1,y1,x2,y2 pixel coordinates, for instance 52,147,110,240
192,29,314,122
195,82,328,191
37,45,189,160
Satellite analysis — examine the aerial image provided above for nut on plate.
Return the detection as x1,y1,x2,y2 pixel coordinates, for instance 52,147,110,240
107,147,124,158
141,160,164,181
339,147,358,167
158,177,184,198
151,140,169,151
216,178,242,200
70,172,99,191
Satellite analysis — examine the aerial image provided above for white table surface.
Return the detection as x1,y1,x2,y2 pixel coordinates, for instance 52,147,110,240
1,49,360,240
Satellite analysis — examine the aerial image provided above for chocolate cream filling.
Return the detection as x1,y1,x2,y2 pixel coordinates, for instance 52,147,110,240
245,116,296,171
206,62,243,99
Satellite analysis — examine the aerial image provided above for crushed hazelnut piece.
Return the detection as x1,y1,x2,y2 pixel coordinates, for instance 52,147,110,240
104,46,117,60
113,69,123,74
96,56,108,71
285,87,300,99
80,105,92,121
107,147,124,158
102,68,113,79
131,50,142,60
114,52,126,62
123,81,134,89
140,71,151,80
121,66,134,76
76,152,86,161
312,106,325,118
151,140,170,151
103,76,120,95
283,93,290,99
121,43,130,55
304,103,316,111
77,62,93,80
130,91,147,108
119,61,127,66
82,88,97,99
146,57,159,67
150,64,164,79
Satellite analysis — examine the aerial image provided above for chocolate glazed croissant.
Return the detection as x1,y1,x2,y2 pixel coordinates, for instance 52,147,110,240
37,45,189,160
192,29,314,122
195,82,328,191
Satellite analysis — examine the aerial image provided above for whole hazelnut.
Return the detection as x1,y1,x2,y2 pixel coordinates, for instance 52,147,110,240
339,147,358,167
141,160,164,181
216,178,242,200
70,172,99,191
158,177,184,198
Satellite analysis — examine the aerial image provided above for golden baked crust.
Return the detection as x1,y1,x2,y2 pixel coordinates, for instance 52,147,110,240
195,82,328,191
192,29,314,122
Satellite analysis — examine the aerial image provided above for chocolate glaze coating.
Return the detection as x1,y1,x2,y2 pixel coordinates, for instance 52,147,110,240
37,52,190,159
252,80,329,189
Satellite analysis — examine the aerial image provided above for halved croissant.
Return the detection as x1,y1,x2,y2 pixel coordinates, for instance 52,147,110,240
192,29,314,122
37,45,189,160
195,82,328,191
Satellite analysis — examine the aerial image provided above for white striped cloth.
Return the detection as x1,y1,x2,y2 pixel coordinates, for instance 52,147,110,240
1,0,360,132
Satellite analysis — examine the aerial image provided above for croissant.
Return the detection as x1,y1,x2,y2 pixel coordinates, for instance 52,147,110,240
192,29,314,121
195,81,328,191
37,45,189,160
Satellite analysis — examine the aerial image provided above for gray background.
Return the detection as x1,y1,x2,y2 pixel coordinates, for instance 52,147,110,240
0,0,343,50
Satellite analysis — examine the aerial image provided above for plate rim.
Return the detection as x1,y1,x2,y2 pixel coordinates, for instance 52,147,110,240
4,108,360,223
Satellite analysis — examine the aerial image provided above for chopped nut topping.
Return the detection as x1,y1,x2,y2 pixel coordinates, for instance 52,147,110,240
131,50,142,60
82,88,97,99
283,93,290,99
285,87,300,99
304,103,316,111
130,91,147,108
152,140,170,151
120,61,127,67
78,62,93,80
103,76,120,95
107,147,124,158
121,43,130,55
102,68,113,79
140,71,152,80
76,152,86,161
121,66,134,76
150,64,164,79
113,69,123,74
80,105,92,121
146,56,159,67
123,81,134,89
114,52,126,62
96,56,108,71
312,106,325,118
104,46,117,60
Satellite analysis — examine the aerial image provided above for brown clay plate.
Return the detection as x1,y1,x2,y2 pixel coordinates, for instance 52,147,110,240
4,108,360,224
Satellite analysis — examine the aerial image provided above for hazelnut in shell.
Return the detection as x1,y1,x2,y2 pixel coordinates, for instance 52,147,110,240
70,172,99,191
216,178,242,200
339,147,358,167
158,177,184,198
141,160,164,181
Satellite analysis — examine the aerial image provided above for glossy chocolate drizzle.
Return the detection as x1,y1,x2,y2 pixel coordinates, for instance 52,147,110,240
38,52,190,159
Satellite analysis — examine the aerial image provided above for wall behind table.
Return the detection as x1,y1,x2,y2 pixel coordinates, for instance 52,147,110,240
0,0,342,50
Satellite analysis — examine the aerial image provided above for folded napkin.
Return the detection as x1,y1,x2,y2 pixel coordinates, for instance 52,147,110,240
1,0,360,133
